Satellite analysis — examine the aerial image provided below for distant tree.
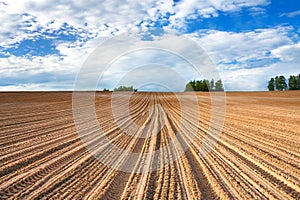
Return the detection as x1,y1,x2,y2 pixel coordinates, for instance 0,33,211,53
185,79,224,92
275,76,279,90
114,85,136,91
276,75,287,91
190,80,196,90
103,88,110,92
297,74,300,90
215,79,224,91
268,77,275,91
268,74,300,91
210,79,215,91
288,75,298,90
203,79,210,91
195,80,202,91
184,82,194,91
281,76,288,90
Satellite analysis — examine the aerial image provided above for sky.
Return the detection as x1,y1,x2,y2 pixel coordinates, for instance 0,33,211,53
0,0,299,91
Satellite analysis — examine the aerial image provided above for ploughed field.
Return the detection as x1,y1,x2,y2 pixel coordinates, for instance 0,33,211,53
0,91,299,199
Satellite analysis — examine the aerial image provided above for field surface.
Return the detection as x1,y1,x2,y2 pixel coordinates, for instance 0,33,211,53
0,91,299,199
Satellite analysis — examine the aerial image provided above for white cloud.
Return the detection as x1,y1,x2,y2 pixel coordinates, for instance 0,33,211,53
0,11,23,47
280,10,300,18
220,62,299,91
0,0,298,91
248,7,266,16
187,26,299,91
267,42,300,81
220,67,269,91
1,25,298,91
0,83,44,91
73,33,219,91
169,0,270,28
192,26,294,69
0,0,272,46
0,82,74,91
271,42,300,63
1,0,174,40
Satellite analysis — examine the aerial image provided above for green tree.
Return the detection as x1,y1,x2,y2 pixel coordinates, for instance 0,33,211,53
203,79,209,91
185,78,224,92
275,76,279,90
215,79,224,91
210,79,215,91
114,85,136,91
195,80,202,91
186,80,196,91
288,75,298,90
276,75,287,91
268,74,300,91
268,77,275,91
297,74,300,90
184,81,194,91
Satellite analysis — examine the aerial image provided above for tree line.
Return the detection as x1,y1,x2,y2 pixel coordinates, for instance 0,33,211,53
268,74,300,91
185,79,224,92
113,85,138,92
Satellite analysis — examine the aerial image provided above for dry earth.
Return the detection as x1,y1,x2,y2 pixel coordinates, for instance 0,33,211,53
0,91,299,199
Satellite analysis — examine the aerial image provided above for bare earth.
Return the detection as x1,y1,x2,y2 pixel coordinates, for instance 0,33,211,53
0,91,299,199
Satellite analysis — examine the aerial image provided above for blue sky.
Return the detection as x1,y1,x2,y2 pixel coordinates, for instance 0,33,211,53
0,0,299,91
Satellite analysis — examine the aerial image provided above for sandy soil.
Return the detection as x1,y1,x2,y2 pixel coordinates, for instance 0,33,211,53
0,91,299,199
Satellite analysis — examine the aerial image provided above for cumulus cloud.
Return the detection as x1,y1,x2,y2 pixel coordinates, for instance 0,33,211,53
169,0,270,28
73,33,219,91
188,26,299,91
271,42,300,63
192,26,294,68
0,0,272,46
0,0,298,91
267,42,300,80
0,0,165,45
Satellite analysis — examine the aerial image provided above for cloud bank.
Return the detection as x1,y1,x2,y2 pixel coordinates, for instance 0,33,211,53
0,0,299,91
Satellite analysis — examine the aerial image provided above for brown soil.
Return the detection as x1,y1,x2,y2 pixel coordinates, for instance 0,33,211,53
0,91,299,199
